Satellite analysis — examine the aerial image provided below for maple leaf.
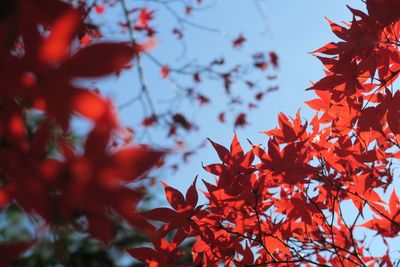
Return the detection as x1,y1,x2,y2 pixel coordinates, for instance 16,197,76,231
197,94,210,105
269,52,279,67
137,8,155,28
232,34,246,48
234,113,247,128
263,111,308,143
379,90,400,134
172,113,192,131
95,5,105,14
1,5,141,131
235,243,255,266
366,0,400,27
193,72,201,83
304,89,333,123
142,114,158,127
160,64,170,79
185,6,193,15
204,134,255,196
275,193,318,226
361,190,400,237
255,139,316,185
127,238,185,267
309,61,367,99
141,178,202,242
192,227,239,266
40,9,81,64
0,108,166,242
218,112,226,123
61,42,136,77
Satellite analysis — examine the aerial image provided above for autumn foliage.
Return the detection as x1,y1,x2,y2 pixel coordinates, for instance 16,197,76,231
2,0,400,266
129,1,400,266
0,0,165,263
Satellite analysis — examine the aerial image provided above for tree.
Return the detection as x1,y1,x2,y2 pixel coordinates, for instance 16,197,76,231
128,1,400,266
78,0,279,166
0,0,276,266
2,0,400,267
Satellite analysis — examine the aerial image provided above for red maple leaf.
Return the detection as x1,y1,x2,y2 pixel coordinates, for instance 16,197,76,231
141,178,203,242
232,34,246,48
127,238,185,267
